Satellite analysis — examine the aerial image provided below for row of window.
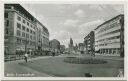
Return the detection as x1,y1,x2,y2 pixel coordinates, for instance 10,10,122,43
99,48,120,54
95,36,120,43
42,31,49,36
84,37,91,41
95,41,120,47
5,21,36,35
96,29,120,38
16,38,36,46
5,14,48,37
5,6,12,9
17,16,36,30
16,30,36,40
17,23,36,35
96,21,120,34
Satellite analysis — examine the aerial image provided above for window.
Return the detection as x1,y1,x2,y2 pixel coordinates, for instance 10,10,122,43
22,26,25,31
30,30,32,34
17,23,21,29
5,29,9,34
22,32,25,37
30,41,32,45
34,36,36,40
5,6,11,9
33,31,35,35
30,35,32,40
31,25,32,27
116,36,120,39
17,30,21,36
4,13,8,18
33,26,35,29
23,19,26,24
27,28,29,32
27,22,29,26
22,40,26,44
26,34,29,38
6,20,9,26
16,38,21,43
17,16,21,21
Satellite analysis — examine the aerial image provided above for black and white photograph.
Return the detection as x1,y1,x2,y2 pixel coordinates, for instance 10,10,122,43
4,2,124,77
2,80,127,81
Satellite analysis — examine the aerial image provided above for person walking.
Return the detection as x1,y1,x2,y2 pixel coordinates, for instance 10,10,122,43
24,52,28,63
52,52,55,57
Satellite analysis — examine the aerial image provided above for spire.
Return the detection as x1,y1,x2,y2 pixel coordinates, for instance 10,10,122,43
70,38,73,46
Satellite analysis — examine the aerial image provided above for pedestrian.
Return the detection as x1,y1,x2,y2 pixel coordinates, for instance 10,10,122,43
52,52,55,57
24,52,28,63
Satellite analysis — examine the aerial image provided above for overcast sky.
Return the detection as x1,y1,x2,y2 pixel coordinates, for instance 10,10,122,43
22,4,124,47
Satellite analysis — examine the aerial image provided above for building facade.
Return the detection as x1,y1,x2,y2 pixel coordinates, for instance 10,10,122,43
78,43,84,54
4,4,49,55
84,31,95,55
36,21,49,52
95,14,124,56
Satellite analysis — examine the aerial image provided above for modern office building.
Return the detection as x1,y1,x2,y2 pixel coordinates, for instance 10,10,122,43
84,31,95,55
95,14,124,57
4,4,49,55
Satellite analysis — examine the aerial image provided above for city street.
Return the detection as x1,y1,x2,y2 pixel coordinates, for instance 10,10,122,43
4,56,53,77
4,4,124,77
5,54,124,77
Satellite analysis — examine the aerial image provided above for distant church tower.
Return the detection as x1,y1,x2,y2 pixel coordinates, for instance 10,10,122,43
68,38,74,53
69,38,73,47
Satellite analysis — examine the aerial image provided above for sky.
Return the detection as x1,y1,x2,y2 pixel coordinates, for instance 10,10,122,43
22,4,124,47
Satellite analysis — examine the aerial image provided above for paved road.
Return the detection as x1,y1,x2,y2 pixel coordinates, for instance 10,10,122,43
5,56,53,77
4,54,124,77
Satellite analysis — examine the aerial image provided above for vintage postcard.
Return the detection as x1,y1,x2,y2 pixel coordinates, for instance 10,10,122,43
2,80,127,81
1,0,126,79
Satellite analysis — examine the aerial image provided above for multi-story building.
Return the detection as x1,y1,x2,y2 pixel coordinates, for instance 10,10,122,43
78,43,84,54
95,14,124,57
36,20,49,52
4,4,49,56
84,31,95,55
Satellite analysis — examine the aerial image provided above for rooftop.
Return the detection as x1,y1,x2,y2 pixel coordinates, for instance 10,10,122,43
95,14,124,30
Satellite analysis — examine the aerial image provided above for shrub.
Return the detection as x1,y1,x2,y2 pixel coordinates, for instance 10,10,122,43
64,57,107,64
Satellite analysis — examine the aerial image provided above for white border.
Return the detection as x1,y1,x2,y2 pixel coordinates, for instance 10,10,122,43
0,0,127,80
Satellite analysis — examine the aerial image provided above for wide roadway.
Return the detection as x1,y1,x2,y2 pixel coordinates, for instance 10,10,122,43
4,54,124,77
